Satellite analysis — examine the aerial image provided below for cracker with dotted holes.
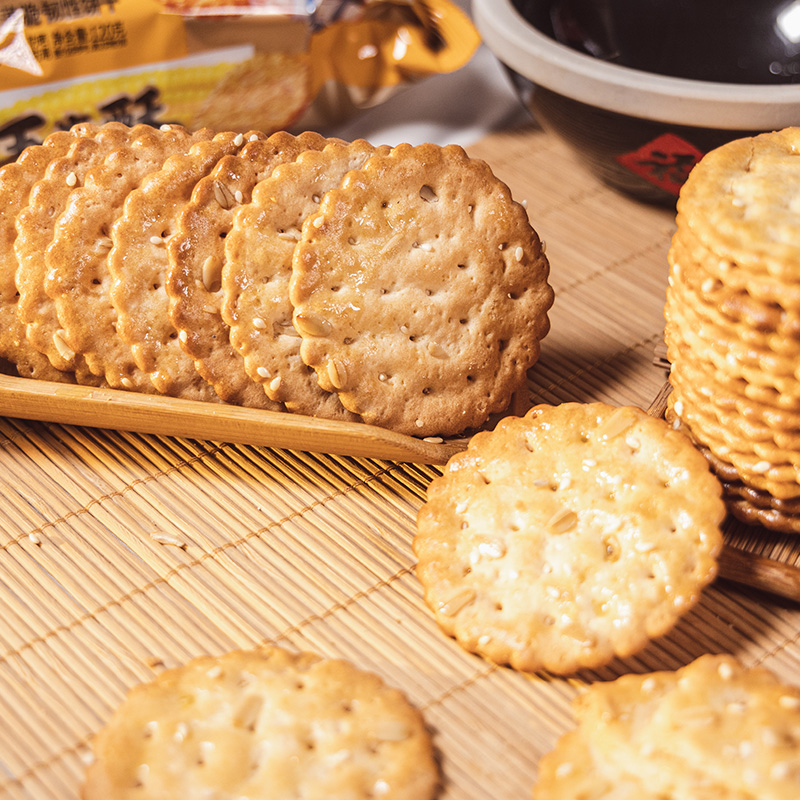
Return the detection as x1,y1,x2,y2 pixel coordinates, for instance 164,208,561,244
221,139,388,419
45,124,212,392
108,131,263,401
678,127,800,282
14,122,135,384
166,131,334,408
413,402,725,675
289,142,554,437
0,127,77,381
82,646,439,800
535,654,800,799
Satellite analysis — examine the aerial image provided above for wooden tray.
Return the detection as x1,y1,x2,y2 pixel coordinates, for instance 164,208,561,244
0,372,466,465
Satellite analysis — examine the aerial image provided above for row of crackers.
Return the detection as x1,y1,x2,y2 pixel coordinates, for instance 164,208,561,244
0,122,554,438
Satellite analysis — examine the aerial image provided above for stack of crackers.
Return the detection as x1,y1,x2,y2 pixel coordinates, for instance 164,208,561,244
0,122,554,439
664,127,800,533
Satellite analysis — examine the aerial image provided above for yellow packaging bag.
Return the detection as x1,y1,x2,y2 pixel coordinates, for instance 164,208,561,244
0,0,480,163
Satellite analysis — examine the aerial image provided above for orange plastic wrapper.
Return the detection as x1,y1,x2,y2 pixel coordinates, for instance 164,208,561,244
0,0,480,163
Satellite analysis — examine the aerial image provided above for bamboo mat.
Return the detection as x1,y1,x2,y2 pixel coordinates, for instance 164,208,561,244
1,123,799,800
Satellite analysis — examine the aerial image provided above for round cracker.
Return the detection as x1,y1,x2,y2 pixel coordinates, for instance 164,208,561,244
14,122,134,383
45,124,211,392
290,142,554,437
0,127,77,381
536,654,800,799
109,131,262,401
413,402,725,675
678,127,800,281
222,139,387,419
82,646,438,800
166,131,333,408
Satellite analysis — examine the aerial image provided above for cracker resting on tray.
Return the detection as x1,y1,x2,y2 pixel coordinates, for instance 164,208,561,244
0,121,554,440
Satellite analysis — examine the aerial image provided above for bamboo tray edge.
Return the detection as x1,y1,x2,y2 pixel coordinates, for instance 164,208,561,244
0,373,467,464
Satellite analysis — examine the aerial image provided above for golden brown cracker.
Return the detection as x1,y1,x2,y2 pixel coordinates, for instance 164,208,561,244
109,131,262,401
666,279,800,403
668,229,800,356
668,411,800,529
670,416,800,501
670,215,800,312
725,494,800,533
222,139,385,419
82,646,439,800
714,458,800,532
414,402,724,675
720,473,800,514
668,352,800,453
45,124,212,392
678,127,800,280
540,654,800,799
534,729,651,799
290,142,554,437
14,122,134,383
665,132,800,521
667,346,800,449
0,127,77,381
666,277,800,366
166,130,331,408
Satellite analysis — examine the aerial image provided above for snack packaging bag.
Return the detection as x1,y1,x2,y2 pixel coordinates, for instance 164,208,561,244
0,0,480,163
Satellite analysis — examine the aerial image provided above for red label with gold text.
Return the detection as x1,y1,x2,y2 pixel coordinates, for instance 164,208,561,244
616,133,704,195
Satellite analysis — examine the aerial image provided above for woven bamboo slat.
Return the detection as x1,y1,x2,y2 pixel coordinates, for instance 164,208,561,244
0,125,798,800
